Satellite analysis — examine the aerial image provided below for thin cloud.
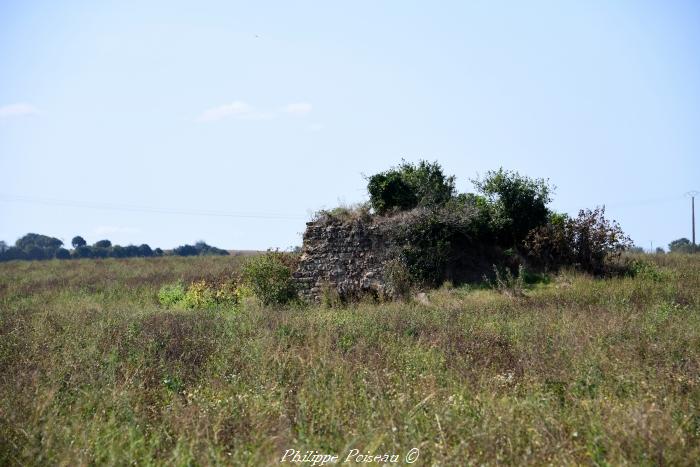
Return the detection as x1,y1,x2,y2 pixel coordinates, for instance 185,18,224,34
196,101,312,122
196,101,260,122
283,102,312,117
0,103,41,119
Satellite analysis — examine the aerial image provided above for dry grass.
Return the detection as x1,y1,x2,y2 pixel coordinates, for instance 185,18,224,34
1,254,699,465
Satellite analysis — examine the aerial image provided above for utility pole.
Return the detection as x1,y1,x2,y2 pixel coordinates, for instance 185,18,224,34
687,191,699,247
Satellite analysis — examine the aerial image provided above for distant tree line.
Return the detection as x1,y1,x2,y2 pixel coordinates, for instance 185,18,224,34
0,234,229,262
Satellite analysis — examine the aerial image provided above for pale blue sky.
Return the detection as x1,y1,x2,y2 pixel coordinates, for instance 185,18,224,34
1,0,698,250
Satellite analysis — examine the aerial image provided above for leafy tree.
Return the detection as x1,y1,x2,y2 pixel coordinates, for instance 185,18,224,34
668,238,698,253
71,236,87,248
55,248,71,259
15,233,63,250
91,247,109,258
123,245,140,257
367,160,455,214
473,168,553,247
72,245,93,259
154,248,164,257
0,247,25,261
24,245,47,260
94,239,112,248
110,245,126,258
194,241,229,256
138,244,153,257
173,244,199,256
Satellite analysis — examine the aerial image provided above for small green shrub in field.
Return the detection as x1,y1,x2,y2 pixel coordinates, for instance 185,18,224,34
628,259,666,281
183,280,218,309
158,282,186,306
241,251,298,305
158,279,240,309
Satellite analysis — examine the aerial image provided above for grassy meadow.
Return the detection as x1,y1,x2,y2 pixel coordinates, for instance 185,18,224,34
1,254,699,465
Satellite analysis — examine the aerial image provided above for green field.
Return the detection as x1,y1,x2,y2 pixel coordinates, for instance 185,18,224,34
1,255,699,465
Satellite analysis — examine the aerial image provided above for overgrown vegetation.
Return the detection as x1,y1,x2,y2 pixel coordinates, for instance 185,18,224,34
363,161,635,290
367,159,455,214
1,254,699,465
158,279,240,310
240,250,299,306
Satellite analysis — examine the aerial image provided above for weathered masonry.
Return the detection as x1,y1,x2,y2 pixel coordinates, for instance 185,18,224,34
293,216,392,302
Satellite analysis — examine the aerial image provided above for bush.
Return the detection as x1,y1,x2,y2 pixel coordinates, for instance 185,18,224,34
472,168,553,247
525,207,632,275
241,251,298,305
367,160,455,214
158,283,186,306
182,280,218,309
158,280,240,309
628,259,666,281
385,201,490,287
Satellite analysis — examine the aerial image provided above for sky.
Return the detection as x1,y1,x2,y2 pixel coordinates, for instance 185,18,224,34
1,0,699,251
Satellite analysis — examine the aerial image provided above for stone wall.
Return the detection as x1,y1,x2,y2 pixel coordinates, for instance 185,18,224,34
293,216,392,302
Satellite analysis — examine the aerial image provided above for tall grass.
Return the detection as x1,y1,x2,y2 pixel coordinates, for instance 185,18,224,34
1,254,699,465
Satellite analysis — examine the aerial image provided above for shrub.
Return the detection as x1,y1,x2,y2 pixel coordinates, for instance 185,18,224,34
367,160,455,214
525,207,632,275
158,282,186,306
472,168,553,247
241,251,298,305
628,259,666,281
385,201,487,287
158,280,240,309
183,280,218,309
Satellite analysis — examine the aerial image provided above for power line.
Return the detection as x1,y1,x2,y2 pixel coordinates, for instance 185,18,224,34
0,194,308,220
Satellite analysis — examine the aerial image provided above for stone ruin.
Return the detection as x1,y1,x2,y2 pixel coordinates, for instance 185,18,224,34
293,208,502,302
293,215,394,302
